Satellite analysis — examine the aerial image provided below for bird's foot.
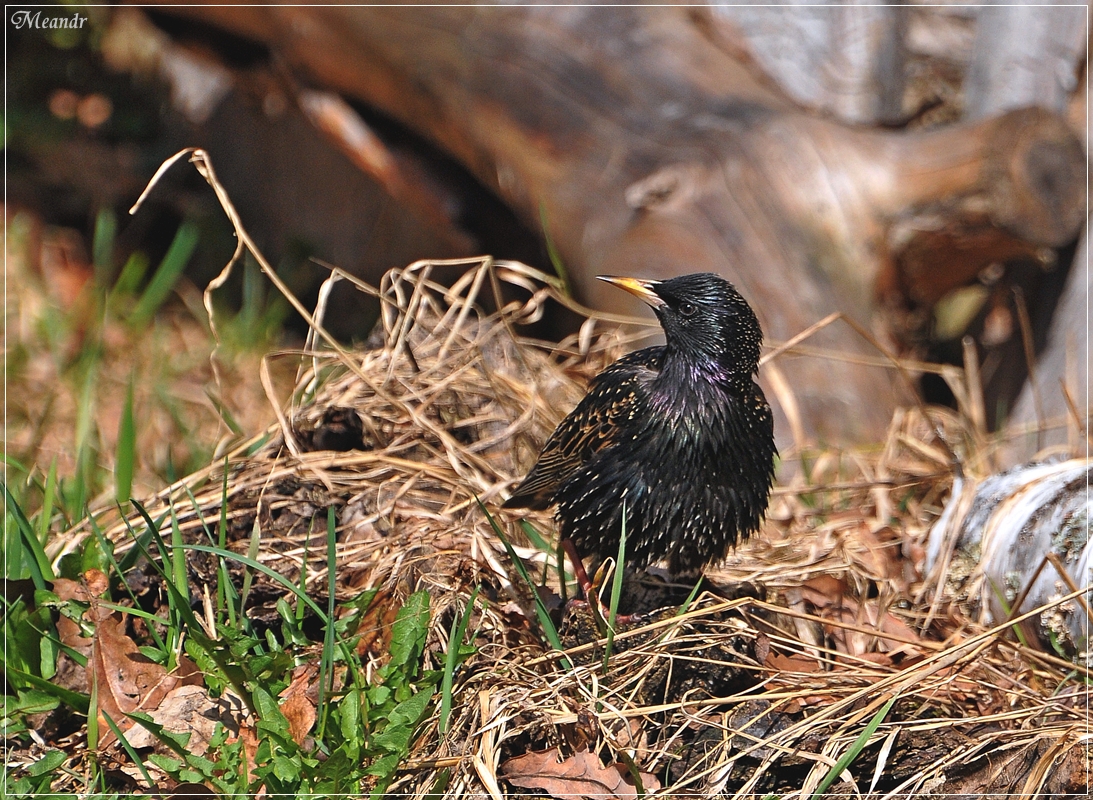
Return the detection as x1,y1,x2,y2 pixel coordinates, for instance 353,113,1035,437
559,539,648,629
564,596,646,629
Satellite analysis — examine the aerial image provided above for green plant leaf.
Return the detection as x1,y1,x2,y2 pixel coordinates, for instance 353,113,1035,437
539,202,572,297
370,688,433,754
6,688,60,718
125,710,192,756
36,458,58,546
388,590,431,672
318,506,338,736
100,710,157,790
79,530,113,576
25,748,66,777
69,355,103,521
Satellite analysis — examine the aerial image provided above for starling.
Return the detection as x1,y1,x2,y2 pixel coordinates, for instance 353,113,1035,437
503,273,776,580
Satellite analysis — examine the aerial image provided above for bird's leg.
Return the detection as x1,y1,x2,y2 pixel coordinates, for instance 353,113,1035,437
560,538,645,627
561,538,601,612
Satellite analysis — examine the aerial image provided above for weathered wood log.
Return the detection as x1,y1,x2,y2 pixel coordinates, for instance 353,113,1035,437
925,459,1092,651
1003,219,1091,464
965,4,1087,120
140,4,1084,447
711,2,906,124
713,4,1088,126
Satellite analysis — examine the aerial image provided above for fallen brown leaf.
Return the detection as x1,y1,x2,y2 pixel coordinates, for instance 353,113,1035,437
279,664,318,745
93,613,176,747
351,587,401,661
800,574,848,608
765,652,822,673
53,569,113,655
500,746,658,800
234,719,260,786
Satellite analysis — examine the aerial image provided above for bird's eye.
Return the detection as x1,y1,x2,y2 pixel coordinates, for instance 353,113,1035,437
678,301,697,317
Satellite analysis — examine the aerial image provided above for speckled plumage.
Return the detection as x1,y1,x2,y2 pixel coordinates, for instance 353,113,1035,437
503,273,777,575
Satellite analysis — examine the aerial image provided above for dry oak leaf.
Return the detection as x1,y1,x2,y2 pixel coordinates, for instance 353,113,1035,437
93,612,176,747
500,746,659,800
52,569,113,656
90,604,201,748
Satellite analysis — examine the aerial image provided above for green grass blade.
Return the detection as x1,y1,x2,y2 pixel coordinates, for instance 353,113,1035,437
614,749,647,797
71,360,99,520
808,694,897,798
130,501,360,710
602,504,627,670
129,219,199,325
180,482,215,544
518,519,554,554
988,576,1030,648
116,508,164,574
169,506,191,607
87,656,100,751
318,506,337,737
423,768,451,800
555,539,568,605
114,375,136,506
440,585,479,734
240,514,261,611
4,482,53,586
130,501,210,635
520,517,572,600
205,386,245,436
477,497,570,669
676,577,705,617
100,710,157,790
216,463,238,627
91,207,117,286
128,503,251,701
539,203,572,297
5,496,28,581
36,458,58,546
181,542,364,685
89,513,164,660
0,658,89,713
125,710,193,760
108,251,149,300
174,544,329,624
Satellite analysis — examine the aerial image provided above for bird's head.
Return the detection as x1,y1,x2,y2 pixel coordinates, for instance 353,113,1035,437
598,273,763,378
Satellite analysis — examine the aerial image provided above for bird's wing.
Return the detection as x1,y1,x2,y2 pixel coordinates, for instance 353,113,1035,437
502,352,657,510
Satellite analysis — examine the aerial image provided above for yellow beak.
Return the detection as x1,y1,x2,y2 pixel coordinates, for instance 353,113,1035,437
596,276,666,308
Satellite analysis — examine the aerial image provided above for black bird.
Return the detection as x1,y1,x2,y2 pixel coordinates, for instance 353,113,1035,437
503,273,776,584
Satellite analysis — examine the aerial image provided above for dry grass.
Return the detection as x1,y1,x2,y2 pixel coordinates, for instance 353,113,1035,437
49,151,1093,796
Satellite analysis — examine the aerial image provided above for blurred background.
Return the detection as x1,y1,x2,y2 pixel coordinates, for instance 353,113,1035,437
6,2,1089,505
